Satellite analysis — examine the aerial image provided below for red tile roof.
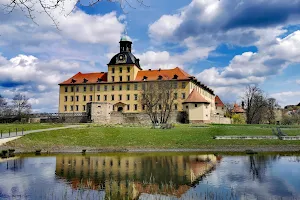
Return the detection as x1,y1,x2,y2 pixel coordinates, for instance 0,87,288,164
215,96,225,107
232,103,245,113
59,72,107,85
135,67,192,81
183,89,210,104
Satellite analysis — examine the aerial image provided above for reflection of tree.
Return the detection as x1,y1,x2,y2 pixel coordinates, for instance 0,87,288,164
249,155,278,181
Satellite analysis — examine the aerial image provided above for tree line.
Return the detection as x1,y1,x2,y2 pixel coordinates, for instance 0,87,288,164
0,93,32,117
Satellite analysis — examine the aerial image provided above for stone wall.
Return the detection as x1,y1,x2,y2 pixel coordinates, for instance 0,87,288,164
210,114,232,124
109,111,180,125
88,102,113,124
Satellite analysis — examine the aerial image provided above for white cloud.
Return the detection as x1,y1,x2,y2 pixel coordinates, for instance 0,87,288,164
271,91,300,106
296,80,300,85
0,54,91,112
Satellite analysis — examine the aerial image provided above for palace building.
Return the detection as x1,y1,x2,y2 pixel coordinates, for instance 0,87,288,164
58,36,228,123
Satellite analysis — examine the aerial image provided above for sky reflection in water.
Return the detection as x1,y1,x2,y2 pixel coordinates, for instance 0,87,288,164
0,154,299,199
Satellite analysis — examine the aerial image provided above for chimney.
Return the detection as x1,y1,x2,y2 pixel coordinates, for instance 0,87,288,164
148,69,151,71
158,68,161,71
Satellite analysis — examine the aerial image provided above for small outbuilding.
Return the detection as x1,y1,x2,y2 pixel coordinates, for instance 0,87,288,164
182,89,210,123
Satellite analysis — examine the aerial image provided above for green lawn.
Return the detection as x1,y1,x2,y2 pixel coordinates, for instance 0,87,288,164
0,123,64,133
6,124,300,150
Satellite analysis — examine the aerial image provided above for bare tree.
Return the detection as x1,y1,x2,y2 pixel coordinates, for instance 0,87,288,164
141,81,176,125
2,0,148,28
243,85,268,124
224,102,234,118
0,94,8,116
12,93,32,116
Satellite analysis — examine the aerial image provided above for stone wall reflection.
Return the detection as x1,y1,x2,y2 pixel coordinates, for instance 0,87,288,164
55,154,220,199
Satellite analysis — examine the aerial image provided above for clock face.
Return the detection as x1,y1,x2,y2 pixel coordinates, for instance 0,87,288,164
116,54,127,64
119,54,124,60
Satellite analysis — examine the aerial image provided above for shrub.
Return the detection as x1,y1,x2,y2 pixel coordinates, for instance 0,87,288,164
232,114,246,124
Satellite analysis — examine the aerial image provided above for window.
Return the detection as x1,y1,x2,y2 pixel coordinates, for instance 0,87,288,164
182,93,186,99
119,85,122,91
104,95,107,101
112,76,115,82
159,104,162,110
90,86,93,91
64,105,67,111
71,86,74,92
174,104,178,110
97,85,100,91
83,95,86,101
89,95,92,101
127,75,130,81
112,68,115,73
206,106,208,109
127,84,130,90
119,76,122,82
76,105,79,111
83,105,86,111
111,95,114,101
71,96,74,102
104,85,107,91
64,96,68,102
119,67,122,73
186,105,188,109
134,104,138,110
173,82,178,89
112,85,115,91
76,86,79,92
127,67,130,73
134,94,138,100
70,105,74,111
142,83,145,90
182,82,186,89
142,105,145,110
83,86,86,92
195,104,198,107
127,94,130,101
134,84,138,90
127,104,130,110
76,96,79,101
97,95,100,101
64,86,68,92
119,94,122,101
174,93,177,99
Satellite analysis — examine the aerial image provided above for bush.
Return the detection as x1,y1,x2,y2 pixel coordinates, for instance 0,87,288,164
232,114,246,124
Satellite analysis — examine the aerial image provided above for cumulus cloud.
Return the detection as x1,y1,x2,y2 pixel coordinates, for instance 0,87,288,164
0,54,90,112
149,0,300,46
135,46,213,70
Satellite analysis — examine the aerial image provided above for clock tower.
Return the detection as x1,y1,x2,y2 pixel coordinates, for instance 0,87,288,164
107,36,142,82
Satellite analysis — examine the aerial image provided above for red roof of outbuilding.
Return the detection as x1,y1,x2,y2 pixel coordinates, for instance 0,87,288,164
183,89,210,104
215,96,225,107
59,72,107,85
232,103,245,113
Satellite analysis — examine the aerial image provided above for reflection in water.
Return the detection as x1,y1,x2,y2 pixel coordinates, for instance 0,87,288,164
0,154,300,199
55,154,219,199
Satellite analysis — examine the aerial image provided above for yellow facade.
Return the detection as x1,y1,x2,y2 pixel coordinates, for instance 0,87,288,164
59,79,190,113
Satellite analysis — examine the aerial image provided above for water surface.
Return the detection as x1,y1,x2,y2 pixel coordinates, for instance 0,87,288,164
0,153,299,199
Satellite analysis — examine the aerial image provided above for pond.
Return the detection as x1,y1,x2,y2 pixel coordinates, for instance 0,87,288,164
0,153,300,200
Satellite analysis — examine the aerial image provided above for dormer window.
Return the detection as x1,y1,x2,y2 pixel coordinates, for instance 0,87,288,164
158,75,163,80
173,74,178,79
97,78,102,82
143,76,148,81
83,78,88,83
71,79,76,83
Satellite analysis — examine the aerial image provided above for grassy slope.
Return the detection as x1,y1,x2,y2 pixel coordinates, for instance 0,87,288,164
0,123,64,133
7,124,300,150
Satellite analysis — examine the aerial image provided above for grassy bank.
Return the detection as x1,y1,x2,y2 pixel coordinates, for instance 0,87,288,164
0,123,64,133
4,124,300,151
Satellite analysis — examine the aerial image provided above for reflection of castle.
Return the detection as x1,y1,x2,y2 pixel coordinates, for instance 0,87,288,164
55,154,219,199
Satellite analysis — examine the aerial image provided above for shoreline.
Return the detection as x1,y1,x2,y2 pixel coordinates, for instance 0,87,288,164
2,145,300,154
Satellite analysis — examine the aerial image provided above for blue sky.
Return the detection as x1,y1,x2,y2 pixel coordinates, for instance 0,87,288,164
0,0,300,112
